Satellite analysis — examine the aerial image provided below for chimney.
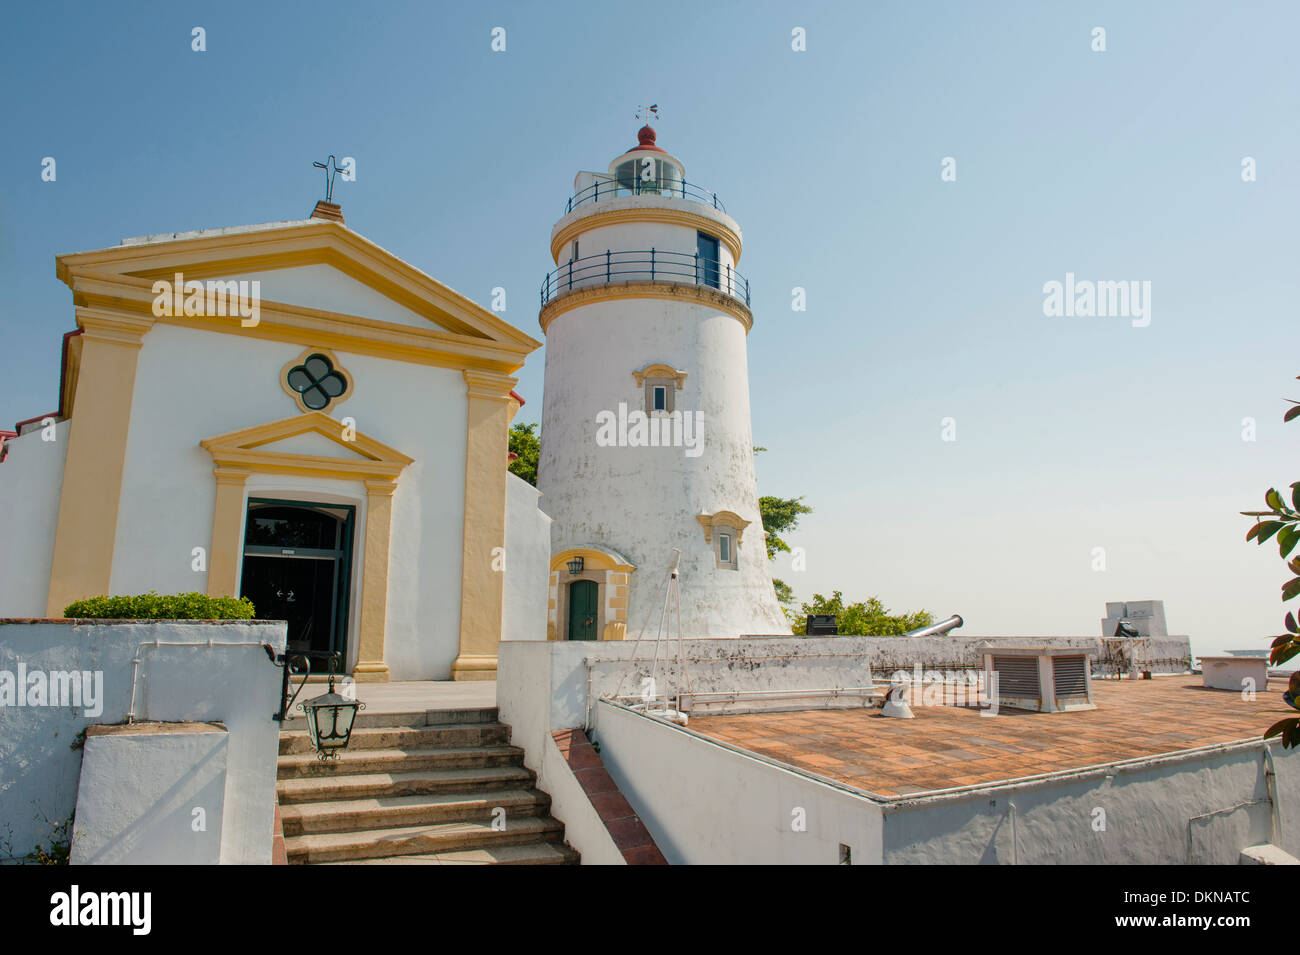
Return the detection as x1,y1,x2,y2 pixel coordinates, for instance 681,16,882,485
310,200,345,224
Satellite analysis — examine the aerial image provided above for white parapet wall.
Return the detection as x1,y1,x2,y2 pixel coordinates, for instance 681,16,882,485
70,722,229,865
594,699,886,864
0,619,286,864
880,741,1296,864
498,633,1191,735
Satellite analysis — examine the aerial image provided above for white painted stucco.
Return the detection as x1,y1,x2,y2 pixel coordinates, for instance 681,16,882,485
539,298,786,638
503,474,551,642
70,723,228,865
497,634,1190,736
110,323,470,680
495,640,627,865
0,619,285,864
222,264,432,330
595,699,885,865
0,422,68,616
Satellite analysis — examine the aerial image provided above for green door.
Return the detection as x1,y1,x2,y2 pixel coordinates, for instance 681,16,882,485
567,580,599,641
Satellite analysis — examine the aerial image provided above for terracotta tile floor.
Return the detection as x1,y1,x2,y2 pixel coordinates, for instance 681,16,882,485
685,678,1290,798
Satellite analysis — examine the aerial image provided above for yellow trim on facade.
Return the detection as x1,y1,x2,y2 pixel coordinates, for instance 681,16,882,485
550,206,742,264
549,547,637,575
353,480,397,682
200,413,413,682
58,219,541,351
45,313,153,615
696,510,753,547
632,363,687,388
64,267,535,378
540,281,752,335
279,346,355,415
206,467,251,599
451,370,517,681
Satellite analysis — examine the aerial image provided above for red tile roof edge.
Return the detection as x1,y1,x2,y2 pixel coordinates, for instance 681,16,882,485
552,728,668,865
4,328,82,464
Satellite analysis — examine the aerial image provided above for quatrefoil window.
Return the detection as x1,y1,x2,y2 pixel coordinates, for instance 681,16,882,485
280,348,352,413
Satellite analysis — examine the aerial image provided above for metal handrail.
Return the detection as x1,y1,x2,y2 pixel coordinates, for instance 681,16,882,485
565,177,726,214
540,249,750,308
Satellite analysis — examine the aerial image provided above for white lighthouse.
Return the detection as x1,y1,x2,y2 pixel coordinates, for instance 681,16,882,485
538,125,789,642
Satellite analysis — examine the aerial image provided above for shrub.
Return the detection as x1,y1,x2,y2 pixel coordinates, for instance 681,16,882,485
63,592,255,620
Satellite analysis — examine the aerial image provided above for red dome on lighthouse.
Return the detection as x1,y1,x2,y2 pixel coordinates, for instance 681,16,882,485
627,124,666,154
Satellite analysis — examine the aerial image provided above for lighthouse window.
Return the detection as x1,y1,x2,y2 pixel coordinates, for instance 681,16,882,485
696,232,721,289
715,528,738,570
652,385,667,412
697,511,749,571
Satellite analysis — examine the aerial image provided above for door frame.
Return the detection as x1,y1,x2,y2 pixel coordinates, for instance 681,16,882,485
240,497,356,664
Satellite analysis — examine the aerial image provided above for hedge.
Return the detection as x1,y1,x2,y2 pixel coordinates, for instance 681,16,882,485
63,592,256,620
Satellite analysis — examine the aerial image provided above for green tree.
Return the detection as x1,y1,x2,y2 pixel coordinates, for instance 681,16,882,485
759,495,812,559
509,421,540,486
790,591,933,636
1245,377,1300,747
772,578,796,607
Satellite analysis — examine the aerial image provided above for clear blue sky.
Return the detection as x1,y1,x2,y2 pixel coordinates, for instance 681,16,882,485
2,1,1296,657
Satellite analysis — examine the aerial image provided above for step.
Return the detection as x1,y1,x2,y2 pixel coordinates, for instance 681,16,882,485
277,744,524,779
320,842,580,865
281,706,499,730
277,765,536,804
279,722,509,755
284,816,566,864
280,788,550,836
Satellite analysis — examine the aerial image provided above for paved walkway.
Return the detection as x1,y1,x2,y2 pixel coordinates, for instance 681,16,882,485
348,681,497,713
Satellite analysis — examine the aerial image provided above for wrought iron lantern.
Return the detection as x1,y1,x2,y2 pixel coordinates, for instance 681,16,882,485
301,669,363,761
270,649,364,761
567,555,584,575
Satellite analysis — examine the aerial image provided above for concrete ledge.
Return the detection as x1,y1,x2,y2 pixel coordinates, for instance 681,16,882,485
71,721,228,865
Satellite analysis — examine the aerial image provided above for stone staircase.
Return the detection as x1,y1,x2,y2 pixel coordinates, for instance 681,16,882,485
277,706,579,865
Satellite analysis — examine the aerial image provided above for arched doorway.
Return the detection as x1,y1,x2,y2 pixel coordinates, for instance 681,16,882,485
239,499,354,661
567,579,599,641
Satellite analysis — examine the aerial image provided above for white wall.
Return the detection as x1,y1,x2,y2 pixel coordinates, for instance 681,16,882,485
594,700,885,865
0,619,286,864
113,323,469,680
882,742,1297,864
495,640,626,864
503,474,551,642
70,723,229,865
498,635,1185,737
0,422,69,616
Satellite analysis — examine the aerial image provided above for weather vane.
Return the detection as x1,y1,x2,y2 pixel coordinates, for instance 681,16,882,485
313,155,343,203
635,101,661,124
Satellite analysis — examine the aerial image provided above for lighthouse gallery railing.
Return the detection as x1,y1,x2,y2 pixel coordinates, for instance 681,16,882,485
540,249,751,309
565,177,726,215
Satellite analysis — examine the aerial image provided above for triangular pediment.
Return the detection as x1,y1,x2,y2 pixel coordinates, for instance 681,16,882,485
56,218,539,365
201,411,413,483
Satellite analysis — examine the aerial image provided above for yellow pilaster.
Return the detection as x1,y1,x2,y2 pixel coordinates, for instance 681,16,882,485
353,478,397,682
206,467,251,597
451,369,516,680
46,311,153,616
